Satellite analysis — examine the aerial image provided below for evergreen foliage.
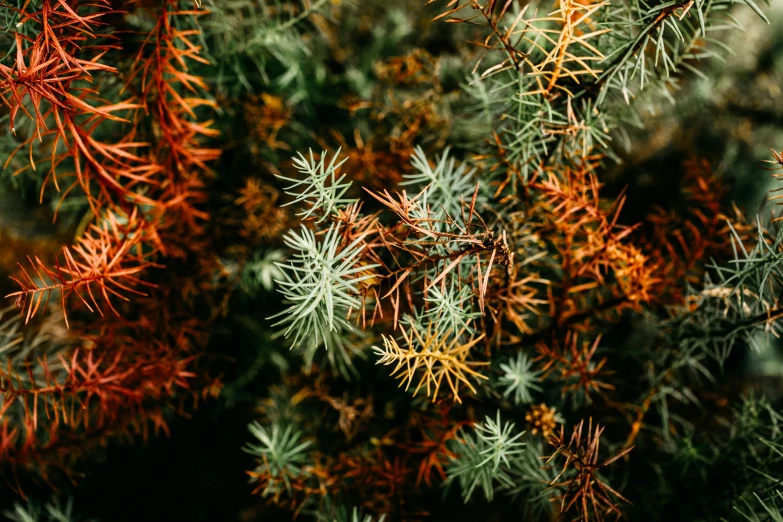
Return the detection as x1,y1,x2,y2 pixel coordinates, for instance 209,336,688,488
0,0,782,521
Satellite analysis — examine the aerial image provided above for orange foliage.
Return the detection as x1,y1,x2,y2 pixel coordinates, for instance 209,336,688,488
643,158,752,302
1,0,157,215
546,418,633,522
404,405,471,487
536,331,614,404
0,0,220,479
530,163,658,325
9,209,161,328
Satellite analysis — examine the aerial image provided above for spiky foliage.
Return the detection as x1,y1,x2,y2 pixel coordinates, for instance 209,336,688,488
0,0,222,486
244,422,314,501
8,210,160,328
733,491,783,522
271,223,377,354
2,0,783,520
278,149,354,222
241,249,286,295
496,352,542,405
422,282,481,336
373,320,488,403
229,1,783,518
403,147,478,218
318,507,387,522
445,411,527,501
546,419,634,522
3,498,93,522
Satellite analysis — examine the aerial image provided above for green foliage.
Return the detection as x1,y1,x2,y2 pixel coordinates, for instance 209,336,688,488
455,0,773,188
733,491,783,522
496,352,543,405
3,499,94,522
445,411,527,502
243,422,313,497
318,506,387,522
403,147,478,218
240,249,287,295
200,0,333,98
421,281,480,336
506,438,559,520
7,0,783,520
269,223,376,354
277,149,354,222
704,219,783,356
